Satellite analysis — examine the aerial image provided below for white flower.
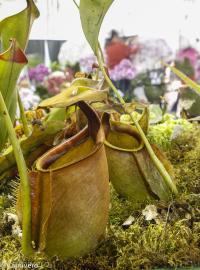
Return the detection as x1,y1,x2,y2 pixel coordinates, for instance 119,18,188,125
19,87,40,111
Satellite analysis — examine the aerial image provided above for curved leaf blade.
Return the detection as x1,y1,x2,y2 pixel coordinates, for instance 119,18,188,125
0,0,40,51
39,78,108,108
39,87,108,108
79,0,114,53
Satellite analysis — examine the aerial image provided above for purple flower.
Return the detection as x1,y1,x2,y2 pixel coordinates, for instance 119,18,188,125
109,59,136,81
28,64,50,83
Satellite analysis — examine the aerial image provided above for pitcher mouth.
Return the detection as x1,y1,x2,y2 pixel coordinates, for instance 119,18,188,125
35,125,100,172
33,101,104,172
103,116,144,152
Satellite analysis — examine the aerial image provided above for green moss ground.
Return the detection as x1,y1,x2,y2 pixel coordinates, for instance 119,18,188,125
0,124,200,270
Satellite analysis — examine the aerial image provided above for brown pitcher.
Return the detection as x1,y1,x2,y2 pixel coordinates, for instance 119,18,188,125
17,101,109,258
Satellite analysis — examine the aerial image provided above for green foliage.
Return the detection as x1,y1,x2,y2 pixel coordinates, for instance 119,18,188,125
0,0,39,152
148,114,193,150
79,0,114,53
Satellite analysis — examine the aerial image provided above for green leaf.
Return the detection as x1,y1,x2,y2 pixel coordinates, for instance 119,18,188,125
79,0,114,53
0,0,40,51
134,145,174,201
44,108,69,123
0,40,28,151
39,78,108,108
164,63,200,95
0,0,39,152
39,87,108,108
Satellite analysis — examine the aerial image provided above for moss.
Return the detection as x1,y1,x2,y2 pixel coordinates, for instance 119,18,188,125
148,117,194,151
168,124,200,194
113,221,200,269
0,236,52,270
0,125,200,269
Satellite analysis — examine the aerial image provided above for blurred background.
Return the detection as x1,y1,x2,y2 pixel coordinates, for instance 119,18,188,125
1,0,200,117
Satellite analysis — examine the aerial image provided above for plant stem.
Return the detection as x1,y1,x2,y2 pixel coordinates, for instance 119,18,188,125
95,68,99,81
96,44,178,195
98,42,105,65
0,91,33,255
96,47,125,104
18,91,31,137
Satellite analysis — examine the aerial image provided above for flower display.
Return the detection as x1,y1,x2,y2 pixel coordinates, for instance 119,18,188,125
28,64,50,83
108,59,136,81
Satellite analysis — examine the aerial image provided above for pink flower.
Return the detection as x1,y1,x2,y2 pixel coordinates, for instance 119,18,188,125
46,71,66,95
177,47,199,66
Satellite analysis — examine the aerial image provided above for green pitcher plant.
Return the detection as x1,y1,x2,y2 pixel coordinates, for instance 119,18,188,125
102,107,174,202
17,101,109,258
38,70,176,202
